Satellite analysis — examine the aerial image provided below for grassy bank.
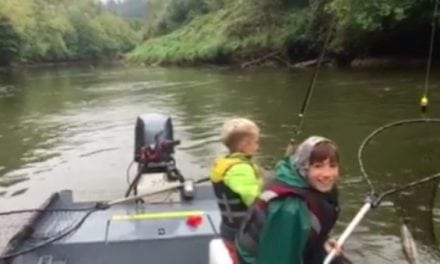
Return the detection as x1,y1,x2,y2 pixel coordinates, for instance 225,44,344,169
128,1,312,66
128,0,439,67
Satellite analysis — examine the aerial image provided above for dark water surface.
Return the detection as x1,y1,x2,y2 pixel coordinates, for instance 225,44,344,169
1,65,440,263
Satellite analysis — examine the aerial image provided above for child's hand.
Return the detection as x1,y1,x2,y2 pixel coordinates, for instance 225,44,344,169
324,239,341,256
324,239,353,264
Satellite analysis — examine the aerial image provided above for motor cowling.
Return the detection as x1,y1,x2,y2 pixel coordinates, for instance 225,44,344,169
134,113,180,174
127,113,190,200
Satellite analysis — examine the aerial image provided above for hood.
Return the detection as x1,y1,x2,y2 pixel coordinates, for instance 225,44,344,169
275,156,309,188
293,135,333,178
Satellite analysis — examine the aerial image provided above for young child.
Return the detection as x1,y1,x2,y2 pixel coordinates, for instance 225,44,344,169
236,136,346,264
210,118,263,242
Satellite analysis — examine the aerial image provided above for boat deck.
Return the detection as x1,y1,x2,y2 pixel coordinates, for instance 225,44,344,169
1,175,220,264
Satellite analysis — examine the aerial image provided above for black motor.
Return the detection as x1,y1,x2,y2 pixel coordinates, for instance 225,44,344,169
127,113,194,200
133,113,181,179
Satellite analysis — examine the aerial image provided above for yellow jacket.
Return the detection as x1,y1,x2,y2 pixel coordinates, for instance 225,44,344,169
210,152,263,206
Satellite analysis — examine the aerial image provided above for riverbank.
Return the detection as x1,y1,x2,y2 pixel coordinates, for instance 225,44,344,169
0,55,432,73
126,54,432,70
131,1,439,70
0,59,127,73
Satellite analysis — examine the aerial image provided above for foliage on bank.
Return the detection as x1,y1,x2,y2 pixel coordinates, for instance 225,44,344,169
129,0,439,66
0,0,140,66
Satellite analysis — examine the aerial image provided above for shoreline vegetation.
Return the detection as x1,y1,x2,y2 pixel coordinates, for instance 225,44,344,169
0,0,140,68
1,0,439,70
126,0,440,69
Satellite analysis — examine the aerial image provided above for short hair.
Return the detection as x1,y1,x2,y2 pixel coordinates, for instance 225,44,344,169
220,118,259,151
309,141,339,165
292,136,340,178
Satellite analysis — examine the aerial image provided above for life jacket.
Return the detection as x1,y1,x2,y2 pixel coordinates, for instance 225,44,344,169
237,180,340,263
210,154,259,240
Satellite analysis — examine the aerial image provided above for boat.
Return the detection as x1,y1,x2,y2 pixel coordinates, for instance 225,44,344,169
0,113,229,264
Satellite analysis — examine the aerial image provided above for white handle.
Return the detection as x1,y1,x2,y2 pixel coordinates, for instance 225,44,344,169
323,202,372,264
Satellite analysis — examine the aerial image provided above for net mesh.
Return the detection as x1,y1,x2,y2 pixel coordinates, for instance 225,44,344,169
359,121,440,260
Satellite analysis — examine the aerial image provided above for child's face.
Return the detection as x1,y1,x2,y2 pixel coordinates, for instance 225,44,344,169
307,158,339,193
238,133,259,155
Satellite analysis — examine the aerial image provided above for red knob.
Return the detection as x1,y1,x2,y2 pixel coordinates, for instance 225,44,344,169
186,215,203,228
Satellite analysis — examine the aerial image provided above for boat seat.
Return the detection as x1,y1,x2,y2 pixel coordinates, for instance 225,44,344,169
209,239,234,264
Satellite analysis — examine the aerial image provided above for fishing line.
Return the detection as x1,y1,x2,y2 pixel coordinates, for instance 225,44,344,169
423,0,439,100
420,0,439,114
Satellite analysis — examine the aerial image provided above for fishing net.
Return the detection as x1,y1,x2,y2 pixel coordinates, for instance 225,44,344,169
356,119,440,261
0,212,35,253
0,188,110,261
0,204,96,260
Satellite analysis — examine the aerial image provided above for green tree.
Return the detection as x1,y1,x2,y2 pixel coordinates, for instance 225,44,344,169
0,0,139,63
0,16,21,66
144,0,210,38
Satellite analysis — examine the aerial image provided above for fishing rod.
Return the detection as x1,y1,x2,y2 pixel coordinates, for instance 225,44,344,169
0,176,210,260
324,118,440,264
293,17,336,139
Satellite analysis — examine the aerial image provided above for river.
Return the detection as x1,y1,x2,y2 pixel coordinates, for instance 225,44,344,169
1,64,440,263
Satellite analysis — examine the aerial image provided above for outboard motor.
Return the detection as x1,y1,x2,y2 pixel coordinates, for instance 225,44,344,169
126,113,194,200
134,113,181,180
134,113,175,163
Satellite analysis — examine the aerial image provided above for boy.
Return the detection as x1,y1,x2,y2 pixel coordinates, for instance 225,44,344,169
210,118,263,242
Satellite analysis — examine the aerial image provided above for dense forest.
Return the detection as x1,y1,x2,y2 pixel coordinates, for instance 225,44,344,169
128,0,440,66
0,0,140,66
1,0,439,67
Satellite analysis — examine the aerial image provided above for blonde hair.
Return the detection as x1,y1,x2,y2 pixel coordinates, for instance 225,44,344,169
220,118,259,151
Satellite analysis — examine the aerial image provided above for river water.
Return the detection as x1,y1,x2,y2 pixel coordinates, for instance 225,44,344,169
1,64,440,263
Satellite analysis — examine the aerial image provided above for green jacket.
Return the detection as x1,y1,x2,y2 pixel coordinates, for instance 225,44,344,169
236,156,312,264
211,152,263,206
